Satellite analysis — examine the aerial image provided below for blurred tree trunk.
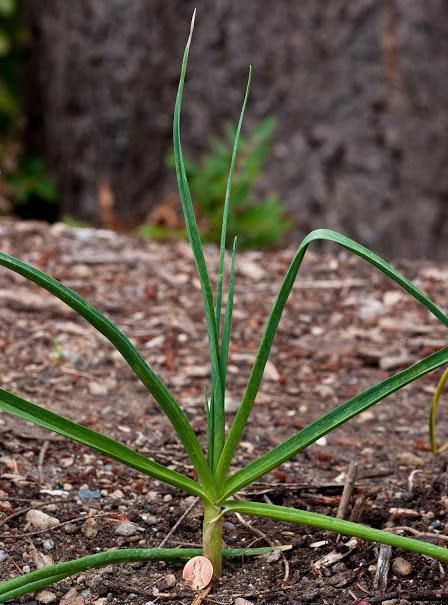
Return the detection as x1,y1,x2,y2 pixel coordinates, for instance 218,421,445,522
22,0,448,258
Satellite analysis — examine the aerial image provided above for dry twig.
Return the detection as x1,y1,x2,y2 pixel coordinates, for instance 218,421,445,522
158,497,199,548
337,461,358,519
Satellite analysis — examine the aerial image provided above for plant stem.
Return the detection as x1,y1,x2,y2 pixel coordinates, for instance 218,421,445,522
202,501,222,576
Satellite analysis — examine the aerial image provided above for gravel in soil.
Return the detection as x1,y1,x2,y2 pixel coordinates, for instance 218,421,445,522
1,220,448,604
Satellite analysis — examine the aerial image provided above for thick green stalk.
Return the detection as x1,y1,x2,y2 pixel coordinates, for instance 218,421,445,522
203,501,223,576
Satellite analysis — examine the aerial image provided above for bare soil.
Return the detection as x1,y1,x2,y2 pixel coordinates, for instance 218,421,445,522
1,220,448,604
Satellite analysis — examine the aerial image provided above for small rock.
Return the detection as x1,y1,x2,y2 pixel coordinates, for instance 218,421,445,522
141,514,157,526
0,550,7,562
81,518,98,539
61,597,84,605
78,487,101,500
42,539,55,551
264,360,280,382
237,257,266,280
60,456,75,468
155,573,176,590
147,491,159,503
164,573,176,589
26,510,60,530
392,556,413,577
35,590,57,603
60,588,78,601
64,523,79,534
30,549,54,569
115,521,139,536
110,489,124,498
396,452,424,466
234,599,253,605
88,381,109,397
380,353,414,371
92,600,108,605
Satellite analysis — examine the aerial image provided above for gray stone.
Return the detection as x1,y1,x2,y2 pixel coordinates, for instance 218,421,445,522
115,521,139,536
26,510,60,530
392,556,413,577
35,590,57,604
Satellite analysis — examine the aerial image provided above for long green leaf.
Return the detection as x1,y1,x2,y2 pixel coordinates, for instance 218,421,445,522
220,237,237,401
221,346,448,500
224,500,448,562
0,546,287,602
0,252,215,497
215,68,251,340
216,228,448,484
173,11,225,465
205,390,214,469
0,389,204,498
429,367,448,452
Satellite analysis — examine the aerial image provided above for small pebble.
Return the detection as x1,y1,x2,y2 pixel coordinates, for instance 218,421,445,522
88,381,109,397
35,590,57,604
155,573,176,590
115,521,139,536
110,489,124,498
0,550,7,562
61,597,84,605
141,514,157,526
392,556,413,577
78,487,101,500
234,599,253,605
60,588,78,601
30,550,53,569
164,573,176,589
25,510,60,530
396,452,424,466
42,539,54,551
81,518,98,539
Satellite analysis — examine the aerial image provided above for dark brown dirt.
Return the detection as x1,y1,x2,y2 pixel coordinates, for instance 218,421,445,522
1,220,448,604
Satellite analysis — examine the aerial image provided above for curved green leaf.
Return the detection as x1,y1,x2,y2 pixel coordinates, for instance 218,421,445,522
429,367,448,453
0,545,287,602
224,500,448,562
216,228,448,485
0,389,204,498
0,252,215,497
215,67,251,340
221,346,448,500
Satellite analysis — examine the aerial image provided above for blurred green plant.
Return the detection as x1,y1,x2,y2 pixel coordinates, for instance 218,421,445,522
0,0,21,128
6,155,56,204
140,115,291,249
0,0,57,217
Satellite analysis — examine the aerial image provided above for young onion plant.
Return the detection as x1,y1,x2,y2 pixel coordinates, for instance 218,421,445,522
0,13,448,602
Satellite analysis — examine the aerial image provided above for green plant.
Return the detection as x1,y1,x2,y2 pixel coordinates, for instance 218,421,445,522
159,103,290,249
0,2,57,216
429,367,448,453
0,13,448,601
